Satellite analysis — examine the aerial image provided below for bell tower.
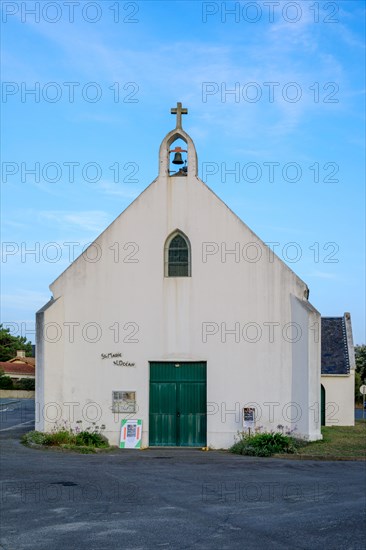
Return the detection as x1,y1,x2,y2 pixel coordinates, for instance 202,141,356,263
158,102,198,178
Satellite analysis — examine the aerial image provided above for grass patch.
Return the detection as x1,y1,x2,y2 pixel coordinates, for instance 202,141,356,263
229,422,366,460
286,420,366,459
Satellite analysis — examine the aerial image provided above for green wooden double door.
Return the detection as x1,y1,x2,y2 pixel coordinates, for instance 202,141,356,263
149,362,207,447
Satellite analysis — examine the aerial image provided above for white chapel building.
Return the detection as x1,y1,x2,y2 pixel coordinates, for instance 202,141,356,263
36,103,322,447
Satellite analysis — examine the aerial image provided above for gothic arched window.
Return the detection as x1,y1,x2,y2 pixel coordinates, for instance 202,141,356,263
164,231,191,277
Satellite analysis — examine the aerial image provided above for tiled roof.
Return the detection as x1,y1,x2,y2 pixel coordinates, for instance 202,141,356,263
0,362,35,377
321,317,350,375
8,356,35,366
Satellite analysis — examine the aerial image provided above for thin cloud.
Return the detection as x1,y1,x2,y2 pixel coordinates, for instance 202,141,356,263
96,180,141,199
2,290,50,311
39,210,111,233
4,7,350,140
306,271,337,280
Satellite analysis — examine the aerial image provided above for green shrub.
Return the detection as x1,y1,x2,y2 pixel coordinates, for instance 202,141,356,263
75,431,109,448
14,378,35,391
22,431,49,446
230,430,303,457
45,430,75,446
0,374,13,389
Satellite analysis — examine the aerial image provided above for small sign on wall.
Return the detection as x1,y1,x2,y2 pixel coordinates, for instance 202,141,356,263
119,419,142,449
243,407,256,431
113,391,136,413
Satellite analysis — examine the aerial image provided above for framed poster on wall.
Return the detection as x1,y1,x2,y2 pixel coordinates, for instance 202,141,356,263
119,419,142,448
243,407,256,431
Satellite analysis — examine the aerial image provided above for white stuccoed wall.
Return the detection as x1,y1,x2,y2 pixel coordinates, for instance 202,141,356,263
321,374,355,426
36,127,322,447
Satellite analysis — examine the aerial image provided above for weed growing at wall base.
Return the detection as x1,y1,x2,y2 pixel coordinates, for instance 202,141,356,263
230,426,305,457
22,420,110,453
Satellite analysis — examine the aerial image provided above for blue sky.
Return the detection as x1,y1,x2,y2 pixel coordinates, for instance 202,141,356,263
1,0,365,344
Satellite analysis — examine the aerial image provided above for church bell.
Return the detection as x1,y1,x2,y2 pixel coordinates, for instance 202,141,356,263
172,152,184,165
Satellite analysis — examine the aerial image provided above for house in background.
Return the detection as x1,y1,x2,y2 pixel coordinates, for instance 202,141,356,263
7,350,35,366
0,351,35,383
321,313,355,426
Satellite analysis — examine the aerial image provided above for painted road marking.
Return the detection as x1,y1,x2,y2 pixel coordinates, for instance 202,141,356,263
0,420,34,432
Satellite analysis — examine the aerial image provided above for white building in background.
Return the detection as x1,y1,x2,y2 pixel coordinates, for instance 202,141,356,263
321,313,356,427
36,103,322,448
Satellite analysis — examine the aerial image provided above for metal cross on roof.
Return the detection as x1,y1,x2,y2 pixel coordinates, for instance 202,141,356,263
171,102,188,129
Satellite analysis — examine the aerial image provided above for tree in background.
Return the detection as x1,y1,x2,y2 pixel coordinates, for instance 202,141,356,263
0,325,33,362
354,345,366,405
355,371,362,404
355,345,366,382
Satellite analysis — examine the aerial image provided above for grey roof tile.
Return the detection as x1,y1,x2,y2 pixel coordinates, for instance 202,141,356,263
321,317,350,375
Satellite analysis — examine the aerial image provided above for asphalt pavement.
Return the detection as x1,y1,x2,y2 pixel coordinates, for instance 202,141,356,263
1,400,365,550
0,399,35,432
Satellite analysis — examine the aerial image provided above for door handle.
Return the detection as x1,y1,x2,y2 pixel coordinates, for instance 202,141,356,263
177,412,180,417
